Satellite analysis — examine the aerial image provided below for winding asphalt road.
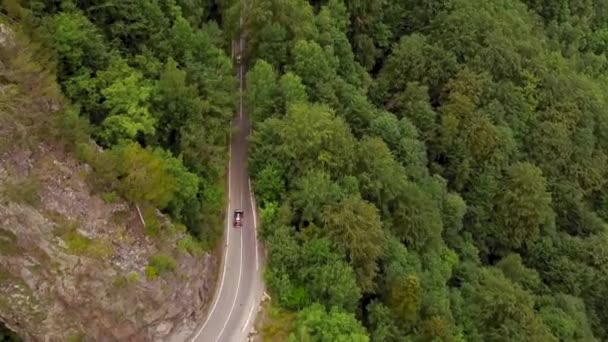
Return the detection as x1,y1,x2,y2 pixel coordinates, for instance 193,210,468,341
190,35,265,342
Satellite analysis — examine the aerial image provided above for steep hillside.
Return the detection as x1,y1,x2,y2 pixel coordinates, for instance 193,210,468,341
0,21,216,341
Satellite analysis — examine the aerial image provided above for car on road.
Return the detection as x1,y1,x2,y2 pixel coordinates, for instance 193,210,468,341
236,54,242,65
234,209,243,227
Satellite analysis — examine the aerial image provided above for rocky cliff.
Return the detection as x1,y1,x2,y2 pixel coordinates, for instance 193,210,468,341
0,23,217,342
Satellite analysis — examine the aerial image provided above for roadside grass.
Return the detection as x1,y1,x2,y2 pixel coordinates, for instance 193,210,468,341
256,301,296,341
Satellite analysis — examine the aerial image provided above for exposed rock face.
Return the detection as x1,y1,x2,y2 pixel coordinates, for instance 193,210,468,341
0,23,217,342
0,145,216,342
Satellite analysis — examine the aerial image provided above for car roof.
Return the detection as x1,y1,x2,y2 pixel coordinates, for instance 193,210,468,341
235,209,244,213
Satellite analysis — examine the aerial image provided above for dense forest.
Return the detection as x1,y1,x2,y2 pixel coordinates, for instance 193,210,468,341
245,0,608,340
2,0,608,340
1,0,237,249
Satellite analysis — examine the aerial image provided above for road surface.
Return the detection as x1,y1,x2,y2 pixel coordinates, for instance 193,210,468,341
190,35,264,342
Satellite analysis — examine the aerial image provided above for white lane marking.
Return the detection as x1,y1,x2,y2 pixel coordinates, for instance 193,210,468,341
191,136,232,341
241,304,255,333
215,228,244,342
248,178,259,271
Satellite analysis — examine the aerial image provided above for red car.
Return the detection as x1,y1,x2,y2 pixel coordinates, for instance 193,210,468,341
234,209,244,227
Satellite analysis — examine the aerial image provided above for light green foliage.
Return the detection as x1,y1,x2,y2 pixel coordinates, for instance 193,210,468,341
45,11,108,78
101,191,119,204
233,0,317,65
368,114,428,180
153,57,203,152
354,136,405,211
315,1,367,89
247,60,279,123
321,196,385,292
458,268,557,341
279,103,355,178
538,294,598,341
373,33,457,105
177,234,205,256
496,254,541,290
143,207,161,236
251,102,355,180
102,142,199,220
254,163,286,207
392,181,443,251
494,162,553,250
260,304,297,341
112,143,176,209
291,40,337,102
390,82,437,142
441,193,467,244
99,64,155,145
289,303,369,342
290,170,344,225
11,0,234,244
265,227,361,312
153,148,199,222
146,253,177,279
62,230,112,259
298,238,361,312
279,72,308,110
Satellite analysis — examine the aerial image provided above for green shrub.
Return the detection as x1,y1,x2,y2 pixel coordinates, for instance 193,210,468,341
102,191,119,203
63,230,112,259
66,332,85,342
127,271,139,283
146,253,177,279
145,265,159,280
260,303,296,341
143,207,160,236
112,271,140,289
177,234,205,256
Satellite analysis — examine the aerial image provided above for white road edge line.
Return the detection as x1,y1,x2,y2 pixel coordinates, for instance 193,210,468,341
248,178,258,271
190,139,232,341
242,304,255,333
215,228,244,342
